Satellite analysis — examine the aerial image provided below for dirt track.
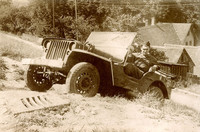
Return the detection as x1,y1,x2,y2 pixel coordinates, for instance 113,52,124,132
171,88,200,112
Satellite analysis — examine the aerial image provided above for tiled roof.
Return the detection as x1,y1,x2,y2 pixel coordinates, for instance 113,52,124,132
172,23,192,44
185,46,200,66
154,44,200,76
138,23,192,46
184,46,200,76
155,44,197,64
153,46,184,63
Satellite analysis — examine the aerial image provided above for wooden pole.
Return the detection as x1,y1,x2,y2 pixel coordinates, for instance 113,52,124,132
75,0,78,40
52,0,55,34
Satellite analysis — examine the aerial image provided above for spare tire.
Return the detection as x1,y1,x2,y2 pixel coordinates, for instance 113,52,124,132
25,65,53,92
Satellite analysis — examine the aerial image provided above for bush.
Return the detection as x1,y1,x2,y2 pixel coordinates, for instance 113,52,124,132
135,91,164,110
0,58,7,80
1,48,24,61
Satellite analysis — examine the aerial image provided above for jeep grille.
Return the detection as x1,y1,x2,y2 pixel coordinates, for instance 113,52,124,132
46,40,74,60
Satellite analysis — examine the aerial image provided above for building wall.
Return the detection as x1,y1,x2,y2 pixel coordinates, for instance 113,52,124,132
159,64,188,78
178,50,194,74
193,66,200,76
183,30,195,46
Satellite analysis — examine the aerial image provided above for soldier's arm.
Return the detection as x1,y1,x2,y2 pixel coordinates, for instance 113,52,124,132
148,55,160,72
150,55,158,65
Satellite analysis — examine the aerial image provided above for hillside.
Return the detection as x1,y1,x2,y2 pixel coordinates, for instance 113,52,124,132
0,32,200,132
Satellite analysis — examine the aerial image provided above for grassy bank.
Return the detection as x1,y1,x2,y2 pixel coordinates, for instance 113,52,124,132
0,32,42,61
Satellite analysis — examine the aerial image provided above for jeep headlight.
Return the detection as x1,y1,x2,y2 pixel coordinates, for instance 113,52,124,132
69,42,76,51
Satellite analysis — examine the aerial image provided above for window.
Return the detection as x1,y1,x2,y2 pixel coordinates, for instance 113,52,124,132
190,41,192,46
186,42,188,45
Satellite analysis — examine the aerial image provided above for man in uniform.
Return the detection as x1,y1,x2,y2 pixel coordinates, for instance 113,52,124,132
124,41,159,79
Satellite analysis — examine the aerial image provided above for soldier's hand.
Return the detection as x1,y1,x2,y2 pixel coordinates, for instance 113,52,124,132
149,65,159,72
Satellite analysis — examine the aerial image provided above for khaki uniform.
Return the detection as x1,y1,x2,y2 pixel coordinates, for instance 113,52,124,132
124,52,158,79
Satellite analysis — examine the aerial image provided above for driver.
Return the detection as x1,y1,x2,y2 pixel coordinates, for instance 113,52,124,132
124,41,159,79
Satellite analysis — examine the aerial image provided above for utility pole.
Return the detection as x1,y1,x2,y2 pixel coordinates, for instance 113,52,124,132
75,0,78,40
52,0,55,35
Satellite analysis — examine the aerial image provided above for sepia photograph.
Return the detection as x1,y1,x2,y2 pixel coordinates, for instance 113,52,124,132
0,0,200,131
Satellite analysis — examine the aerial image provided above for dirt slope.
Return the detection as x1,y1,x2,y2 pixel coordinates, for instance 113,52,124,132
0,32,200,132
0,57,199,132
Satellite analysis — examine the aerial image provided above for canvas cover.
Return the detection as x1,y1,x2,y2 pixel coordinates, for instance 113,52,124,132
86,32,137,61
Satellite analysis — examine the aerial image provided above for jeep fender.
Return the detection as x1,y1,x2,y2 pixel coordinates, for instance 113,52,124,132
65,50,113,89
138,73,170,99
150,81,170,99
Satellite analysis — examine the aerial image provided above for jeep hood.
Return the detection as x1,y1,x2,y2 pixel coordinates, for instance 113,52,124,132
86,32,137,62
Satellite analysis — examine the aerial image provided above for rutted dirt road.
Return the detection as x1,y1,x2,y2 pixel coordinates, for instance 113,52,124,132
171,88,200,112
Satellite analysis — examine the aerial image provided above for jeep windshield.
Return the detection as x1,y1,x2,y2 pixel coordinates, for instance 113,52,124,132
86,32,137,62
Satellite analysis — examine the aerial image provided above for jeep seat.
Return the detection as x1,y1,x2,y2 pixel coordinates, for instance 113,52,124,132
123,63,144,79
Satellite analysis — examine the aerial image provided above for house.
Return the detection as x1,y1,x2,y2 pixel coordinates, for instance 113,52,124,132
153,45,195,78
137,23,199,46
160,44,200,77
184,46,200,76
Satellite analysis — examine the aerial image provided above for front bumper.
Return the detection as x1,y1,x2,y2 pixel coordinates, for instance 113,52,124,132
22,58,64,68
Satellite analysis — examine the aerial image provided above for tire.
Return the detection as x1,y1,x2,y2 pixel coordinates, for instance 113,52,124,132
66,62,100,97
148,86,164,100
25,65,53,92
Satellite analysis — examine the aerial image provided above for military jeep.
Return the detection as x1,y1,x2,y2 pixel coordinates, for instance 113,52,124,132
23,32,174,99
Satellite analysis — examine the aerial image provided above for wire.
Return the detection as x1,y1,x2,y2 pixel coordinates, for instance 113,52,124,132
26,0,200,7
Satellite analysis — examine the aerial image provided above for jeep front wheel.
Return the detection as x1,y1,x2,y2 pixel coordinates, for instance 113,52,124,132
25,65,53,92
66,62,100,97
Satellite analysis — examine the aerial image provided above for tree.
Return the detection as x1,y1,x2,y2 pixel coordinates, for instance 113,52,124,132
0,0,11,8
141,0,163,22
1,0,199,41
182,4,200,23
0,6,31,34
27,0,54,36
27,0,103,40
156,4,187,23
155,1,200,23
102,4,141,32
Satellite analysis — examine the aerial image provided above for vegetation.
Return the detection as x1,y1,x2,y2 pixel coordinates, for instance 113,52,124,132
0,0,199,41
0,58,7,80
0,33,42,80
0,0,198,61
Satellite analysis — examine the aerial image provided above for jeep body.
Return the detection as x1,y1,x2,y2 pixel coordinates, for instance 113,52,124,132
23,32,173,99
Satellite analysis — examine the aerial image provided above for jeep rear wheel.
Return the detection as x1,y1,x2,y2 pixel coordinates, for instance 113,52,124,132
25,65,53,92
148,86,164,100
66,62,100,97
